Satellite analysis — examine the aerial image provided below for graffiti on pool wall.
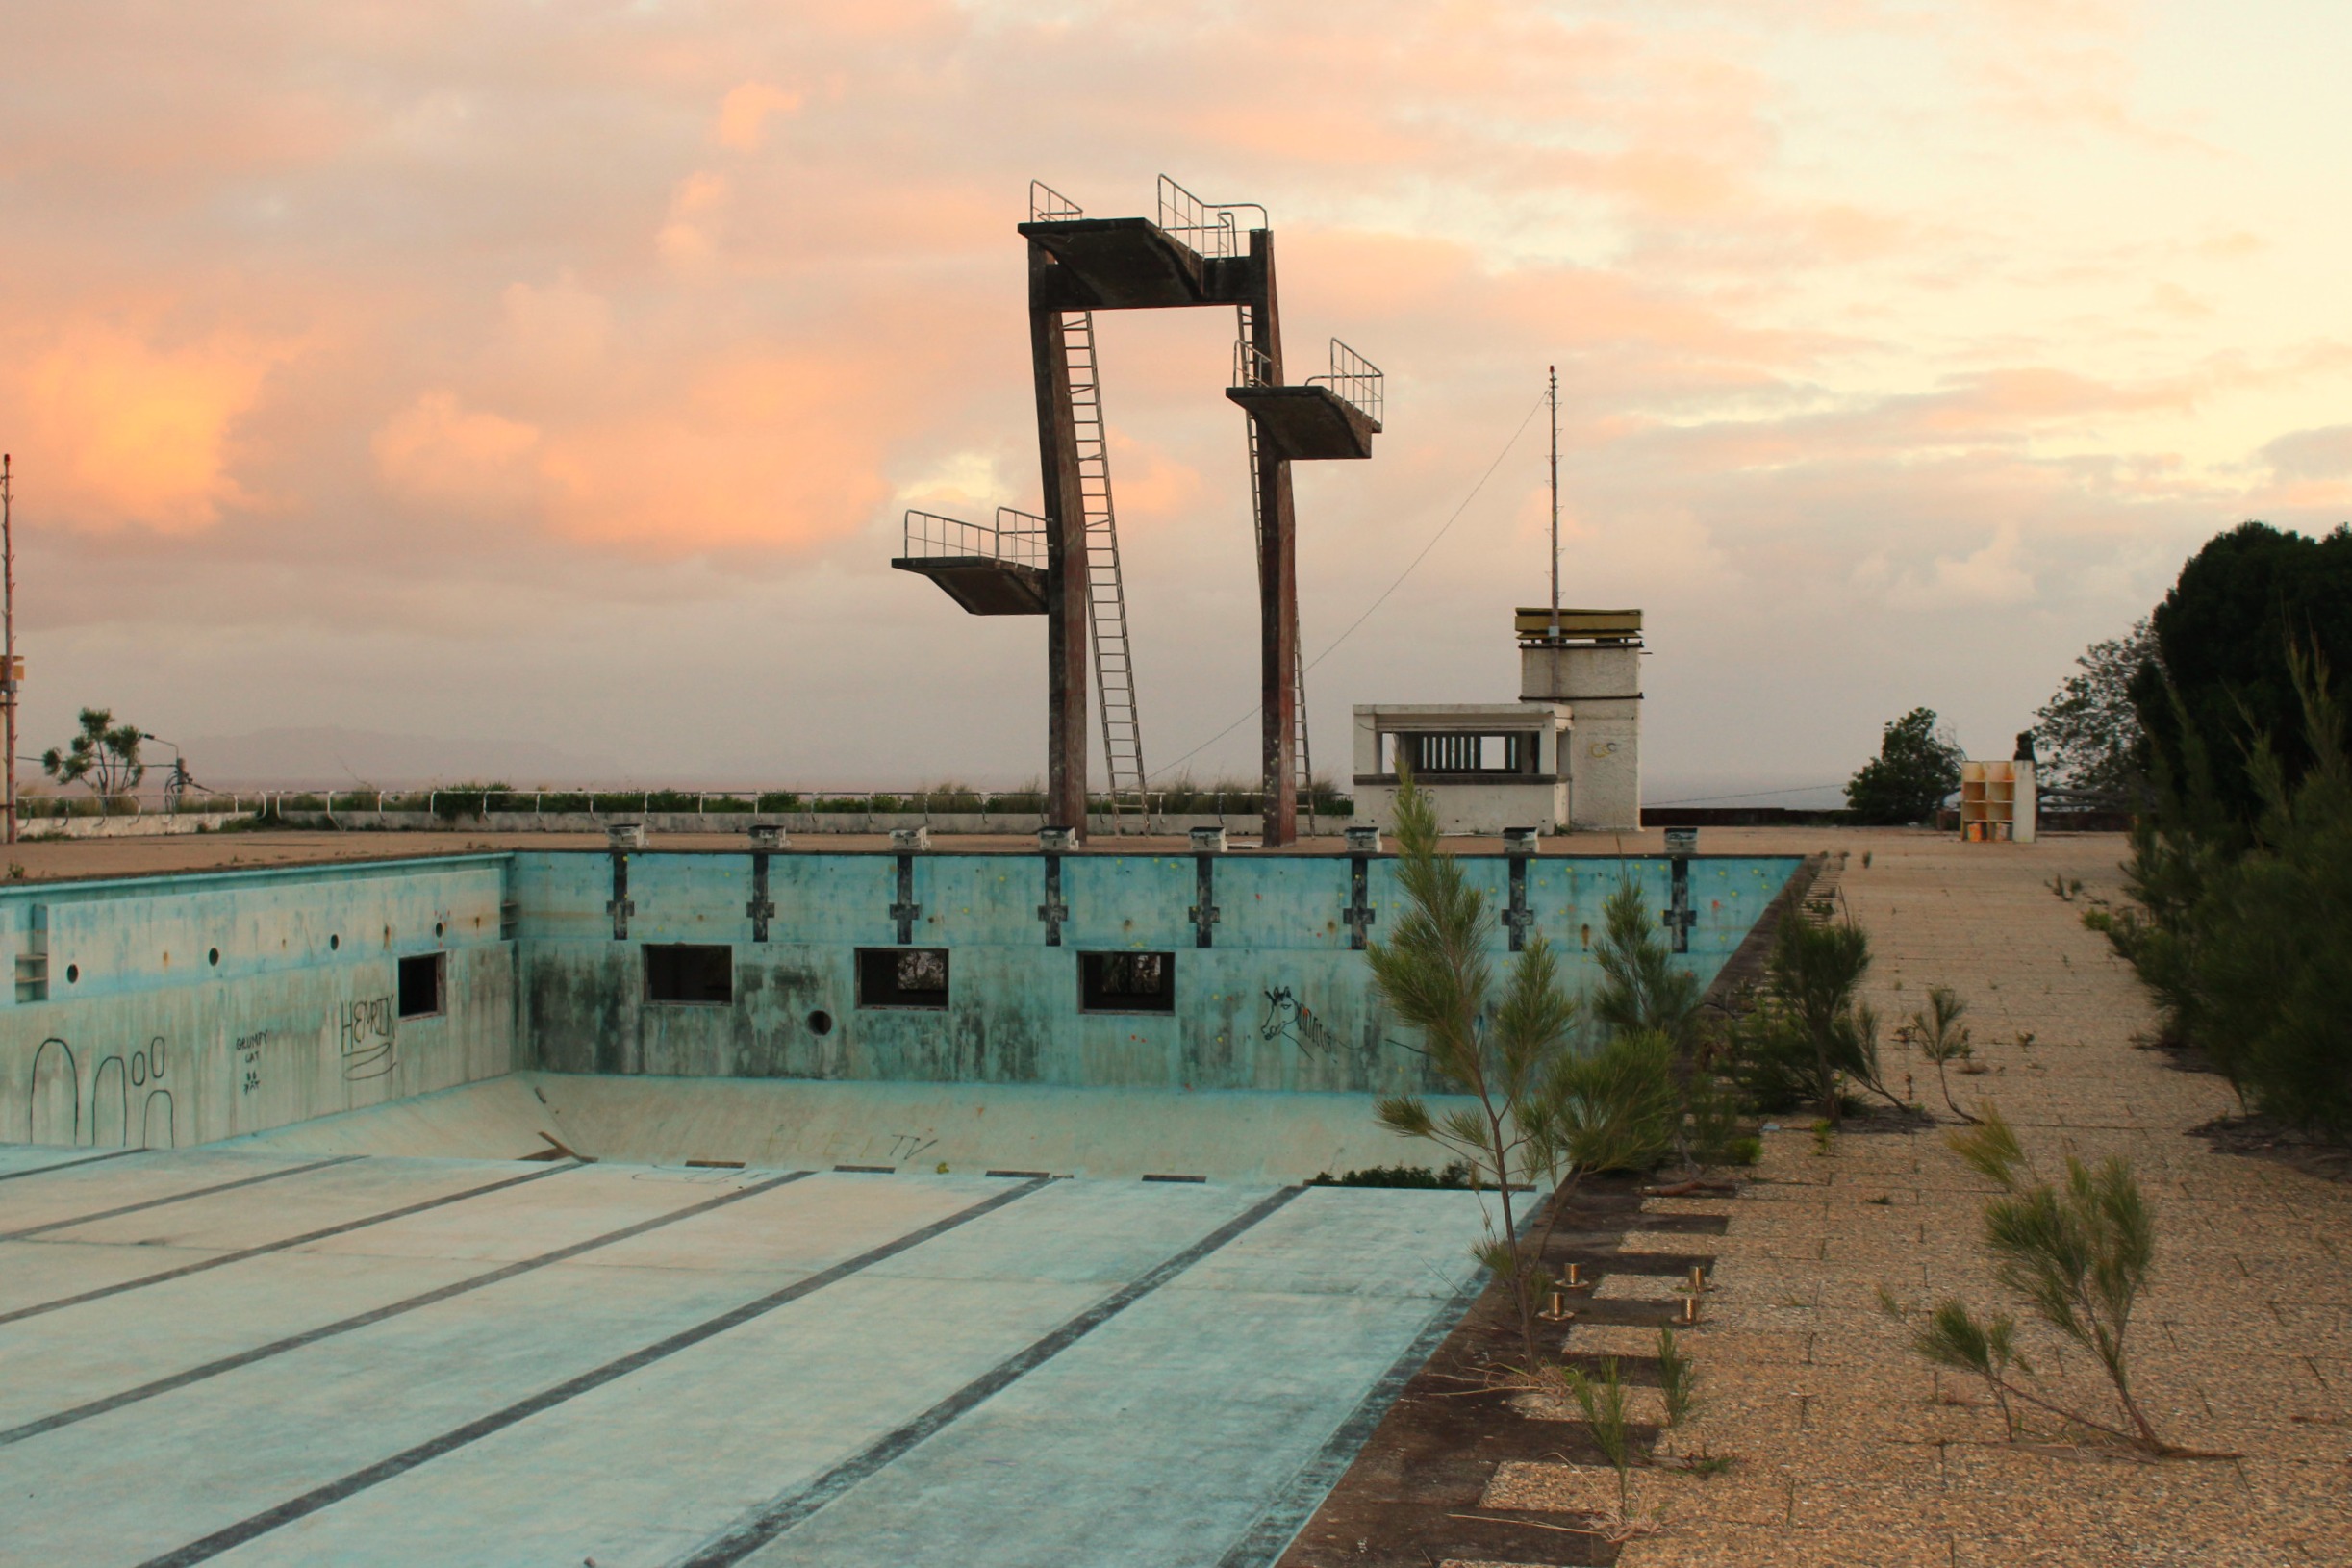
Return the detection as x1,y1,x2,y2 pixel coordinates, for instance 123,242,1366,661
23,1034,175,1148
236,1029,269,1096
337,996,396,1081
1259,988,1342,1060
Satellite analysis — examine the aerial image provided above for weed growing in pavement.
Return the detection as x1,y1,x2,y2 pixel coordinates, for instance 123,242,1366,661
1810,1120,1836,1156
1656,1328,1698,1427
1563,1359,1636,1518
1898,985,1981,1124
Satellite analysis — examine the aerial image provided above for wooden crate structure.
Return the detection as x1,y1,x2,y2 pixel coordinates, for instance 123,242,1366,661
1959,759,2036,844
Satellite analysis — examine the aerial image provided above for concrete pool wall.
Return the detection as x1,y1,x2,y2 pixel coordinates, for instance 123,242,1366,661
1,848,1801,1158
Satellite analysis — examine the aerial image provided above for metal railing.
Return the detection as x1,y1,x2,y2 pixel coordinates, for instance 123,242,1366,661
1308,339,1383,425
1232,336,1276,389
10,785,1352,832
1155,174,1265,260
1028,181,1082,222
899,508,1047,570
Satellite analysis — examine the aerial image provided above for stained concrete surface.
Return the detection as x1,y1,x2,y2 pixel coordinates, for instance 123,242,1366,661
0,1146,1489,1567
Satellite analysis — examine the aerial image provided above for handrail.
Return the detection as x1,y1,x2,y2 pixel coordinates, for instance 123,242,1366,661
900,508,1047,570
11,785,1353,823
1155,174,1265,260
1232,338,1276,389
1306,338,1383,425
1028,181,1082,222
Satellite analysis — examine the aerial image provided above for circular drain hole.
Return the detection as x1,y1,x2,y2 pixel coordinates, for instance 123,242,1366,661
65,964,80,985
434,922,445,938
208,948,220,966
806,1009,834,1036
330,933,341,950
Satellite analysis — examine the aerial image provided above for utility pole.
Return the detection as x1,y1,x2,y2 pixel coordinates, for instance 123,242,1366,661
1547,367,1560,642
3,454,15,846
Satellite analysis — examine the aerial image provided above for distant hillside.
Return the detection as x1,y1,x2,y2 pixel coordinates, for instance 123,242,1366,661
180,727,611,789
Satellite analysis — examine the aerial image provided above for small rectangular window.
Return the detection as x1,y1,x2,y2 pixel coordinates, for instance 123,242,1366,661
857,947,949,1009
645,944,734,1005
1080,950,1176,1014
397,953,444,1020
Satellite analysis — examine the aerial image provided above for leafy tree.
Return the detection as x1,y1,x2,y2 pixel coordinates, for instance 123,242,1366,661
2132,521,2352,826
2034,619,2156,807
1844,708,1963,824
41,708,145,796
1370,771,1576,1369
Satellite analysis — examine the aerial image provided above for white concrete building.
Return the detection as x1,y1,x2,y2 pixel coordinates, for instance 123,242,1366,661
1351,702,1573,834
1353,609,1645,834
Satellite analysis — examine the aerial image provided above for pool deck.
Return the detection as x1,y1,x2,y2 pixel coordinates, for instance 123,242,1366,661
1472,830,2352,1567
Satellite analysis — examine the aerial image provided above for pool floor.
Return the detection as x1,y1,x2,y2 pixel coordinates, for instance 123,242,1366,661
0,1142,1488,1567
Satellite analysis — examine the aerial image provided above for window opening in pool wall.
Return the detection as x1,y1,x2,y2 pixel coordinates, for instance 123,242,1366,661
397,952,444,1020
1080,950,1176,1014
857,948,949,1010
645,944,734,1005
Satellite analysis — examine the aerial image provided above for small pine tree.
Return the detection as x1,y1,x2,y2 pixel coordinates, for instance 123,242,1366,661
1369,770,1576,1370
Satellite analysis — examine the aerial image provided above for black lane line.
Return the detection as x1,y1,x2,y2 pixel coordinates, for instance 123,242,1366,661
0,1166,811,1448
1214,1274,1488,1568
0,1161,584,1329
0,1149,144,1184
0,1155,363,1241
133,1176,1053,1568
675,1183,1309,1568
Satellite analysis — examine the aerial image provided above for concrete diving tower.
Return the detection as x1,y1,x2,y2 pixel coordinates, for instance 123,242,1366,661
898,176,1384,847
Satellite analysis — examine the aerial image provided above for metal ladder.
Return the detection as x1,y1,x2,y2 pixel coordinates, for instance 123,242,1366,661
1236,304,1314,809
1057,311,1148,828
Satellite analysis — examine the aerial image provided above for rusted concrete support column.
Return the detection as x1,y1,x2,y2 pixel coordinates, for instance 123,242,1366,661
1029,243,1090,840
1247,231,1300,847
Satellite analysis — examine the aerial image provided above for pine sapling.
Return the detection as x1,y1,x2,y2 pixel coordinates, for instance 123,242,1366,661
1902,984,1980,1124
1876,1286,2024,1439
1370,771,1575,1370
1656,1327,1698,1428
1893,1105,2176,1454
1565,1358,1636,1520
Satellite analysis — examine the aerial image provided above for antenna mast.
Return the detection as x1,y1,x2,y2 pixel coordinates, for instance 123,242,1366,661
3,454,15,846
1547,367,1560,641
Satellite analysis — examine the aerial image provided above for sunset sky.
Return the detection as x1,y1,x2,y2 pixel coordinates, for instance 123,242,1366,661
6,0,2349,796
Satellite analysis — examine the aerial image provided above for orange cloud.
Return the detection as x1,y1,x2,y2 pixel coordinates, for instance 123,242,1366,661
536,354,896,552
10,322,286,533
713,82,802,151
371,392,543,510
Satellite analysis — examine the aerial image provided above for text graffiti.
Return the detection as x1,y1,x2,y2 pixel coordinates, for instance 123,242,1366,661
337,997,397,1082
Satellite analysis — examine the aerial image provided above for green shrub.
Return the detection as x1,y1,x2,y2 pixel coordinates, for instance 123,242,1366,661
1725,913,1899,1120
1306,1162,1471,1189
2109,647,2352,1132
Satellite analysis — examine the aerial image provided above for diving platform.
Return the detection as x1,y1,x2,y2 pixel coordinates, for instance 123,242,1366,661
1015,217,1210,310
892,509,1050,617
1225,383,1380,460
